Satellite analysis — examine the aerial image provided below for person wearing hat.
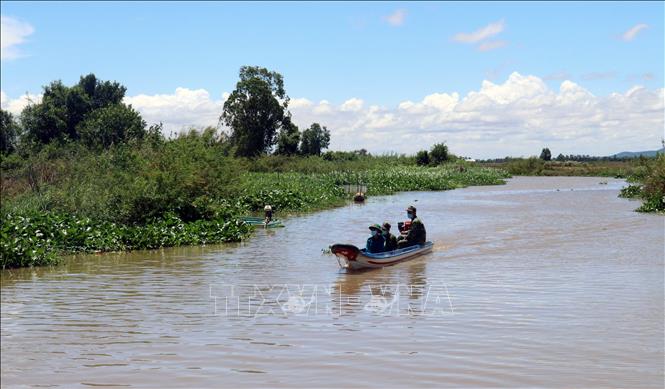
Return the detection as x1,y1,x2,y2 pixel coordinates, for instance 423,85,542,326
366,223,386,253
382,222,398,252
397,205,426,248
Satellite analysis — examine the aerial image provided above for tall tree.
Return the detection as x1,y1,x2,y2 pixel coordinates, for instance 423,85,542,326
275,118,300,155
300,123,331,156
429,142,449,165
540,147,552,161
221,66,290,157
21,74,129,146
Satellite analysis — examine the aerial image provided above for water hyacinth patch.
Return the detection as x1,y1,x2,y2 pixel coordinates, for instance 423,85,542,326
1,212,252,269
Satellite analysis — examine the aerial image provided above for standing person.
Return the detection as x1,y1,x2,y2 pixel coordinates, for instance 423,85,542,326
397,206,426,248
264,205,273,225
382,222,398,252
366,224,385,253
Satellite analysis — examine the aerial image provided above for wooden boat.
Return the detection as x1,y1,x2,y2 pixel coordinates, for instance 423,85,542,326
330,242,433,270
240,216,285,228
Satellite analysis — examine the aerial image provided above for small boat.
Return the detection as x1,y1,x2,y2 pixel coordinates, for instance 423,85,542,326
330,242,433,270
353,192,366,203
240,216,285,228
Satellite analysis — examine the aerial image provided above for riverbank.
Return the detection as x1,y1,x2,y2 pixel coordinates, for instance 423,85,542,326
1,142,509,268
480,156,665,213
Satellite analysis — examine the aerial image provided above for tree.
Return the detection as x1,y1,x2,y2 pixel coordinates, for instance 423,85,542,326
540,147,552,161
556,153,565,161
275,118,300,155
300,123,331,156
77,104,146,149
21,74,129,146
429,142,449,165
221,66,290,157
0,109,20,154
415,150,429,166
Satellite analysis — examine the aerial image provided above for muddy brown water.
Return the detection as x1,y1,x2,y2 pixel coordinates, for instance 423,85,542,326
1,176,663,388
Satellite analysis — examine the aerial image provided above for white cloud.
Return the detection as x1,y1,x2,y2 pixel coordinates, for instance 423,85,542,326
452,19,505,44
340,98,364,112
621,23,648,41
477,40,508,52
123,87,225,134
3,73,662,158
0,90,41,114
384,9,406,27
1,16,34,60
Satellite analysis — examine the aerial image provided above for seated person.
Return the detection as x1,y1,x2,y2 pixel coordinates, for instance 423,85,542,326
397,205,426,249
382,222,398,252
366,224,385,253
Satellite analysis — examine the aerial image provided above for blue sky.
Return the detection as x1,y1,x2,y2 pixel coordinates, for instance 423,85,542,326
1,1,664,157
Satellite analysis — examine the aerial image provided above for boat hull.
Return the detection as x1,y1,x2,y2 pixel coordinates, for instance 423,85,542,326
240,216,284,228
331,242,433,270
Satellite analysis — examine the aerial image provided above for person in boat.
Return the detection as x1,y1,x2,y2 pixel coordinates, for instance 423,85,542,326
397,205,426,249
264,205,273,224
366,224,385,253
382,222,398,252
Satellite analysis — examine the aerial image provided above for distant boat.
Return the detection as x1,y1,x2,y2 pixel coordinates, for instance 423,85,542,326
330,242,433,270
353,192,366,202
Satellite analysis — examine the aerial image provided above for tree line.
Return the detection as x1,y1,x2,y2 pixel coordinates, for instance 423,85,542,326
0,66,332,158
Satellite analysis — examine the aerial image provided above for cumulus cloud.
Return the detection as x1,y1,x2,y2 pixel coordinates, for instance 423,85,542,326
621,23,648,41
340,98,364,112
1,16,34,60
452,19,505,44
383,9,406,27
286,73,663,157
3,73,662,158
123,87,225,134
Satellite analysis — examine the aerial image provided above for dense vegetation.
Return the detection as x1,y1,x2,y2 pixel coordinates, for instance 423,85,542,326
618,154,665,213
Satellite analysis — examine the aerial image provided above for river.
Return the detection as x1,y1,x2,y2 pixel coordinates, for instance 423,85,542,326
1,176,663,388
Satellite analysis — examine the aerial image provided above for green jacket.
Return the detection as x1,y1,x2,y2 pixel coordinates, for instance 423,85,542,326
405,217,426,245
384,232,398,252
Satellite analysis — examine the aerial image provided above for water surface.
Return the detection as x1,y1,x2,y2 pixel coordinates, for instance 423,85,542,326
2,176,663,388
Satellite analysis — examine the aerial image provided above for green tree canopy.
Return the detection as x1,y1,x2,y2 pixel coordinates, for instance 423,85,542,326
429,142,449,165
221,66,290,157
300,123,331,156
77,104,146,149
275,118,300,155
540,147,552,161
20,74,130,146
415,150,429,166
